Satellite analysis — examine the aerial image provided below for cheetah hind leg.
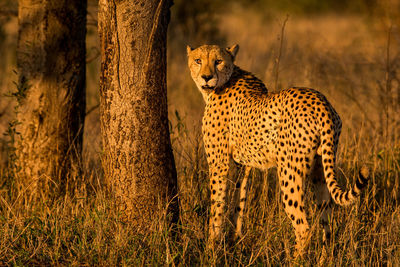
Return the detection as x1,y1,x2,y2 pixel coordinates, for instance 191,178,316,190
233,166,251,239
311,155,333,263
278,163,311,258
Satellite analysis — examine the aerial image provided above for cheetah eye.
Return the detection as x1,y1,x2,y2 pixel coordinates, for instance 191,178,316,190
195,59,201,64
215,59,223,65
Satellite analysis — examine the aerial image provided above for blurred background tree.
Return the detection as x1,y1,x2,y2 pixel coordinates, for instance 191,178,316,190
10,0,87,203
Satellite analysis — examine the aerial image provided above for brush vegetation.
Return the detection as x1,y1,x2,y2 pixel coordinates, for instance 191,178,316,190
0,0,399,265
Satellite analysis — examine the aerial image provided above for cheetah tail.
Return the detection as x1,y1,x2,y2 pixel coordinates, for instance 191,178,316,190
321,140,369,206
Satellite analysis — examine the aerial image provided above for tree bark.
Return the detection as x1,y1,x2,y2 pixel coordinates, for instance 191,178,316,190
98,0,178,231
16,0,87,202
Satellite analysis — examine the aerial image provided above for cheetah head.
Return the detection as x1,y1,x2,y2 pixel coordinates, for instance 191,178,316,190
187,44,239,97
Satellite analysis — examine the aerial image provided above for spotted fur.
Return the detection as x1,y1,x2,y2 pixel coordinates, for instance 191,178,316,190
187,44,369,256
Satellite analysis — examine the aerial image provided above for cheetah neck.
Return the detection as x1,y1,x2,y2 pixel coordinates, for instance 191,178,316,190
228,66,268,92
205,65,268,104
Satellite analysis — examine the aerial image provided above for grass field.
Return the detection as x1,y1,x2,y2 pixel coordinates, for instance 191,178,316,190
0,1,399,265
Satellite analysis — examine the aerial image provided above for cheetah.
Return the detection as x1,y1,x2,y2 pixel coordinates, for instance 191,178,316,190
187,44,369,256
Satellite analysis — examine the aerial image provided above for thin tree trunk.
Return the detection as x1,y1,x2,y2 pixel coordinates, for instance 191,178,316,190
16,0,87,202
98,0,178,231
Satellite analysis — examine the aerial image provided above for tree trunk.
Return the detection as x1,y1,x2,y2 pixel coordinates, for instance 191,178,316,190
16,0,87,202
98,0,178,231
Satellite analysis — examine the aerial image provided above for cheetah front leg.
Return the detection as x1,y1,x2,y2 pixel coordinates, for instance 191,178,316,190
233,166,251,239
208,162,229,246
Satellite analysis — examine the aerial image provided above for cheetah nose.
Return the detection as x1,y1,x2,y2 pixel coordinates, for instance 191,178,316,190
202,75,213,82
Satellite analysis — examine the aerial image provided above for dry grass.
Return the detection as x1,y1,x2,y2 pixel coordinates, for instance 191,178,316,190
1,2,400,265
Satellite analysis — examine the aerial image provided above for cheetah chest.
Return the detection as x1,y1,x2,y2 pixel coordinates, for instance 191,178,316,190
203,92,279,171
230,100,279,170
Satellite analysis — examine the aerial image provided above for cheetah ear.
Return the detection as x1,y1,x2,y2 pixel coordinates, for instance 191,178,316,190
226,44,239,60
186,45,194,55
